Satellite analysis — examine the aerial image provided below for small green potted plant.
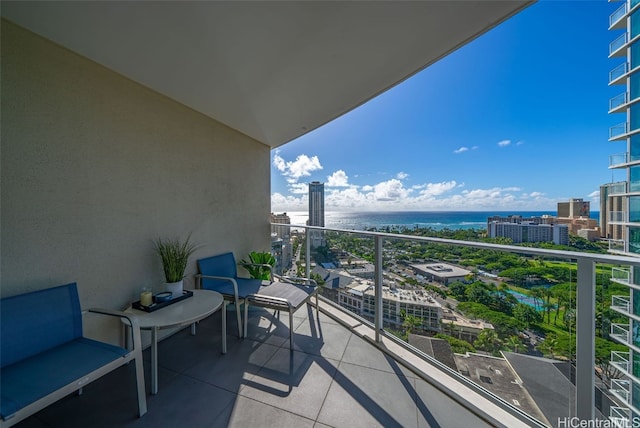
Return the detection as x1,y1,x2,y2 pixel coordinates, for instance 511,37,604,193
239,251,276,281
154,234,198,297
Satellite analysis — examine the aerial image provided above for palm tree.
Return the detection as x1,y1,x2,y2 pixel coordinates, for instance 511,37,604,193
530,287,544,312
506,335,524,353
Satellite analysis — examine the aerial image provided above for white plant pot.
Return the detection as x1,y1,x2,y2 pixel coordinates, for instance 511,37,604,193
165,280,184,298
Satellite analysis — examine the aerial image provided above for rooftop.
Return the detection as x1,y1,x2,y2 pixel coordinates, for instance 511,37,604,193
14,302,538,427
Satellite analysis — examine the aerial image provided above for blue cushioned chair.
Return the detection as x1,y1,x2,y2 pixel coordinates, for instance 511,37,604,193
196,252,264,339
196,252,318,350
0,283,146,427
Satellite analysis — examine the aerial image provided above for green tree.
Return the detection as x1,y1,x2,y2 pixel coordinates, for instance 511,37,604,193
512,303,542,329
505,335,525,353
474,329,503,356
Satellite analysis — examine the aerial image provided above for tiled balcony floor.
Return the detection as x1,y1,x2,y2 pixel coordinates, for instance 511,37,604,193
13,304,521,428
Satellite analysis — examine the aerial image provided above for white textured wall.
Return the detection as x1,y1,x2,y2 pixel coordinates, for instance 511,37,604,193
1,21,271,341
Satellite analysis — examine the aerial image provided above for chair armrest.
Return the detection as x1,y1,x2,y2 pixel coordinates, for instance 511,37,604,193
87,308,143,353
194,274,240,300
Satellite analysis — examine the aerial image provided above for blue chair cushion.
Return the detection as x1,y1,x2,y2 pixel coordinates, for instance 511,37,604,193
202,277,264,298
1,283,82,368
0,337,128,419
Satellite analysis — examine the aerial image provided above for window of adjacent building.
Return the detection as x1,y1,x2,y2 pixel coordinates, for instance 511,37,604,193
633,10,640,39
633,41,640,71
630,165,640,192
630,227,640,255
631,196,640,223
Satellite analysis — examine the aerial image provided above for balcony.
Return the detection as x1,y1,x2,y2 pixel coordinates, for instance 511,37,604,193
610,122,629,140
610,152,629,168
610,240,627,254
610,62,629,85
610,406,632,428
608,182,628,195
612,267,631,284
611,323,631,345
610,2,628,29
610,350,631,375
610,32,628,57
609,92,629,113
611,295,631,316
13,297,540,427
610,378,631,404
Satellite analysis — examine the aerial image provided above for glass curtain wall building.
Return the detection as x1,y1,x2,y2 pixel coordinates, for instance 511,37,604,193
608,0,640,423
308,181,325,248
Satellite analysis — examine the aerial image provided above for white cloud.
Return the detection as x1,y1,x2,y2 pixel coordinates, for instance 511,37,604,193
454,147,469,154
418,181,458,198
272,153,322,183
370,179,412,202
588,190,600,198
326,170,350,187
289,183,309,194
529,192,544,198
516,141,524,146
396,172,409,180
497,140,511,147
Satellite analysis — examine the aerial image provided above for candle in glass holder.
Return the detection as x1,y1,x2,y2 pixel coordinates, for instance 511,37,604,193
140,288,153,306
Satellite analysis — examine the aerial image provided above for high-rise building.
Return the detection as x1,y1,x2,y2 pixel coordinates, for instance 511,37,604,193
487,221,569,245
308,181,325,247
557,198,590,218
607,1,640,422
270,212,292,274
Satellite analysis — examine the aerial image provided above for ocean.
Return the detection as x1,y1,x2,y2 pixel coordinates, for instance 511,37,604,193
284,211,600,231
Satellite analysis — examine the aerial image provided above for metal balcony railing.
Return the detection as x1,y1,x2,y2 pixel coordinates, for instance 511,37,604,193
610,406,632,428
611,323,631,345
610,2,628,28
608,182,628,195
610,350,631,374
611,378,631,403
611,296,631,315
610,92,628,111
610,32,628,56
610,240,627,253
610,63,629,84
611,267,631,284
610,122,629,139
274,223,640,422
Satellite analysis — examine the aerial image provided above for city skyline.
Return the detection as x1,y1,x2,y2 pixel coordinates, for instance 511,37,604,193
271,1,619,213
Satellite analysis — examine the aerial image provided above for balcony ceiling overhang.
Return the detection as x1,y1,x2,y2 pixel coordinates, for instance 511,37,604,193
2,1,533,148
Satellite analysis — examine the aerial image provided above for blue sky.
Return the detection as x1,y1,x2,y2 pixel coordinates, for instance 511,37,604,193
271,1,620,212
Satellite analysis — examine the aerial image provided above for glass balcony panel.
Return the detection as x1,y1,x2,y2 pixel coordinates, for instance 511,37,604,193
612,267,630,284
269,222,640,423
609,182,628,195
611,323,631,344
610,406,632,428
611,32,629,55
611,350,630,374
612,295,631,314
611,2,628,27
611,122,629,139
610,239,627,253
610,92,629,111
611,62,629,84
610,152,629,167
611,379,631,404
610,211,626,222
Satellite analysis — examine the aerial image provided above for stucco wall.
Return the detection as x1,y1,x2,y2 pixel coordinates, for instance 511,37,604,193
1,21,271,341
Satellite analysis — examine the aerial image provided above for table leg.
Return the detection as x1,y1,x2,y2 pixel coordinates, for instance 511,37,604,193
222,302,227,354
151,327,158,395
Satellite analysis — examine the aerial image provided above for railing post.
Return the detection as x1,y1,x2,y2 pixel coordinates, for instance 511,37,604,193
306,228,311,279
576,257,595,421
375,235,383,343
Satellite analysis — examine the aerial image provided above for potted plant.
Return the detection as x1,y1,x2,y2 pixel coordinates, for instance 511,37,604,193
154,234,197,297
239,251,276,281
